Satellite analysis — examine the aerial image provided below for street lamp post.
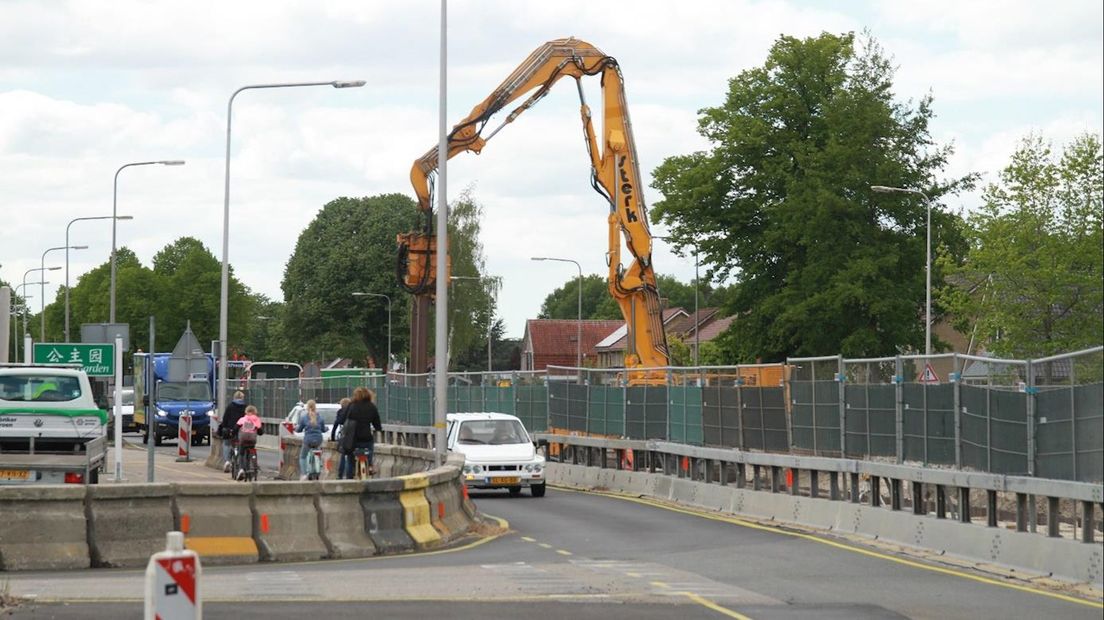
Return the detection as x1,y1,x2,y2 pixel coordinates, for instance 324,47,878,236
11,283,41,360
112,161,185,323
871,185,934,356
42,245,87,340
23,266,60,349
448,276,498,372
67,215,133,342
216,80,365,425
531,257,583,371
352,292,392,373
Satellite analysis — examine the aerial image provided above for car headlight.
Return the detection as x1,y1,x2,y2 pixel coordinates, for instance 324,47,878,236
472,465,483,474
463,465,472,474
156,409,168,418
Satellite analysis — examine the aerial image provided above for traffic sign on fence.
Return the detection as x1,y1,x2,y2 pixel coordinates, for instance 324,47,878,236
32,342,115,376
918,363,941,384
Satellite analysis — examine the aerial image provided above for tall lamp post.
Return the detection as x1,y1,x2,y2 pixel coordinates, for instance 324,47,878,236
352,292,392,373
112,161,185,323
11,283,42,360
657,235,700,367
41,245,86,340
531,257,583,370
871,185,934,356
216,80,365,424
448,276,498,372
67,215,133,342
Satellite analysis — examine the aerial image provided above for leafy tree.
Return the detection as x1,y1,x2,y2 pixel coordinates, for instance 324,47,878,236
538,274,619,320
651,32,972,361
282,194,419,365
442,190,496,370
941,133,1103,358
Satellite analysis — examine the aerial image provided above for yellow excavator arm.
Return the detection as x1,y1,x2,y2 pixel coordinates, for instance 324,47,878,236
401,37,669,374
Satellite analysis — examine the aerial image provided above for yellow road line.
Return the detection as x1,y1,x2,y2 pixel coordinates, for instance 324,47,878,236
553,485,1103,610
680,591,754,620
651,580,669,588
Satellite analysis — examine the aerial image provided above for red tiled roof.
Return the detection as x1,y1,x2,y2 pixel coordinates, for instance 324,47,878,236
524,319,624,370
595,308,688,352
694,315,736,341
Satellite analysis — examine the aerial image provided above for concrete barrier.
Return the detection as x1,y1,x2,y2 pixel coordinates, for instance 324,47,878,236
317,480,377,558
0,485,89,571
86,483,175,568
361,478,415,553
253,481,328,562
173,482,259,565
549,463,1104,586
0,441,479,572
396,473,443,550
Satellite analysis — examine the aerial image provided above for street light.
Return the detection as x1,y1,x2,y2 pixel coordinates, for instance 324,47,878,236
11,283,41,361
448,276,499,372
352,292,392,373
531,257,583,371
67,215,133,341
657,235,700,367
871,185,934,356
217,79,365,424
41,245,86,341
112,161,185,323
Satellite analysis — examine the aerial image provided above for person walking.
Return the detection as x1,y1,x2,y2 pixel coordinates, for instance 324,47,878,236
339,387,382,479
296,399,328,480
217,390,247,472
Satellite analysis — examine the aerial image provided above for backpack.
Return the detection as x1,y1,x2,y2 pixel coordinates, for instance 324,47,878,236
239,419,258,447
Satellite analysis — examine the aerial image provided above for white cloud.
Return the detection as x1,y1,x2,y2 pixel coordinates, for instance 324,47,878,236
0,0,1100,340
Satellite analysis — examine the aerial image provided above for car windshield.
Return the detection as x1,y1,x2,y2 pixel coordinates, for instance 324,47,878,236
157,382,212,401
0,374,83,402
457,419,528,445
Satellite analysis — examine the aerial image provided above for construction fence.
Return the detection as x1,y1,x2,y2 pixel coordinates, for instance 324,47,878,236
229,346,1102,483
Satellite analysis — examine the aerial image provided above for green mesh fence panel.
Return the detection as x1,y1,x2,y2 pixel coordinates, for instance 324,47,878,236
902,384,955,465
515,385,548,432
548,382,569,429
483,387,515,415
990,388,1028,475
843,384,896,458
668,386,702,445
588,385,624,436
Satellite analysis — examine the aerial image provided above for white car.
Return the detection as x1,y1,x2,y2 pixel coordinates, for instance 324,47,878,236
447,412,546,497
281,402,341,439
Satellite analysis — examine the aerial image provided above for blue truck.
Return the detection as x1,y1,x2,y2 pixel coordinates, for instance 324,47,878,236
133,352,214,446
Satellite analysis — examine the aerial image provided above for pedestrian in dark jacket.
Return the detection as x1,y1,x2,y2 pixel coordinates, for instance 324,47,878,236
218,391,247,472
338,388,383,479
330,397,352,442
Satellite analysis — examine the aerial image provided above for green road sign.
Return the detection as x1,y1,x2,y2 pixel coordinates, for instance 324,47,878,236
32,343,115,377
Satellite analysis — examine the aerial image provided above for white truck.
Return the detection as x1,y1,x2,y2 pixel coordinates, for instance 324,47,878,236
0,365,108,484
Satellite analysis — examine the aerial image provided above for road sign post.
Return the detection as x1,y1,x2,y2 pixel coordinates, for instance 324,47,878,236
32,342,116,376
113,336,124,482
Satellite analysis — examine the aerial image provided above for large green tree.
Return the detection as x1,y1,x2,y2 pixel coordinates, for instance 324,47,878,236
941,133,1103,358
42,240,254,353
282,194,419,365
651,32,971,361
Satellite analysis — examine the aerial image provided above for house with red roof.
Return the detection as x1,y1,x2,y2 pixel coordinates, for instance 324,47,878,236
520,319,624,371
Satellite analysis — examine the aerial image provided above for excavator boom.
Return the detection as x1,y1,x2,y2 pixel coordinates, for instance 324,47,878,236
401,37,669,377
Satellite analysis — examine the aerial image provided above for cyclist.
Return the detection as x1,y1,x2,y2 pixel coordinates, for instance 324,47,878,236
341,387,382,479
235,404,264,480
218,390,247,472
296,399,328,480
330,397,353,479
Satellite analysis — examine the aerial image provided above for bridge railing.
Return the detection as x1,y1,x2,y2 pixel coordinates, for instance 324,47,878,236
534,433,1104,547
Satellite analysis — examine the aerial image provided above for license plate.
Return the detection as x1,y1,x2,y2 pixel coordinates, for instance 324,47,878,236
0,469,30,481
491,476,519,485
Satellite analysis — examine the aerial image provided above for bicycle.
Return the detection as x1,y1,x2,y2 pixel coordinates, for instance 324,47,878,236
238,443,259,482
304,443,324,481
354,444,376,480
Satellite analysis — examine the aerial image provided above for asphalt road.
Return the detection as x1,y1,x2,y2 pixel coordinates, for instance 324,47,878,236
6,487,1101,619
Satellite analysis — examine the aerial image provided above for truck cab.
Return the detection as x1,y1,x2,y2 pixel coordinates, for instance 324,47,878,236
0,365,108,484
134,353,214,447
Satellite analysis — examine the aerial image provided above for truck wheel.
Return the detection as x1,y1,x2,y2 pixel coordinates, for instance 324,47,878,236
531,483,546,498
154,431,163,447
89,468,99,484
142,426,149,444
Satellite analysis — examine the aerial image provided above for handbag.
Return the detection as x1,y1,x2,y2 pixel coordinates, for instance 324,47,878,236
337,418,358,454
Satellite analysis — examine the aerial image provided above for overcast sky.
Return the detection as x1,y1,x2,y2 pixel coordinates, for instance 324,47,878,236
2,0,1101,340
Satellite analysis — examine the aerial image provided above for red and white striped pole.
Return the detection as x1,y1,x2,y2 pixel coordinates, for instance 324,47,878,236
177,412,192,462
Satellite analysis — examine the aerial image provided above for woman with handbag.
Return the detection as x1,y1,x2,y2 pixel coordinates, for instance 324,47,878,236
340,387,382,479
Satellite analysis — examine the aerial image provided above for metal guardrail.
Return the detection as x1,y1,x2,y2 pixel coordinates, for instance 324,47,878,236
534,433,1104,545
